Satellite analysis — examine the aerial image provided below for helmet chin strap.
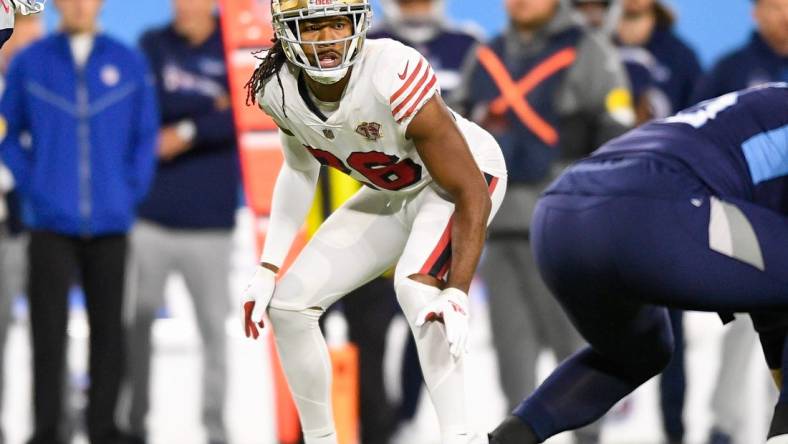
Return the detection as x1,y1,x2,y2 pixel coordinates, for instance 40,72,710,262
304,66,350,85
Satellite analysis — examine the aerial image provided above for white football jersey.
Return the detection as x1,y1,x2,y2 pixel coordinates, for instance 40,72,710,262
258,38,506,194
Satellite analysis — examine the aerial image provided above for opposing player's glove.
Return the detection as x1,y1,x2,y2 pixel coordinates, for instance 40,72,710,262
242,266,276,340
416,287,470,359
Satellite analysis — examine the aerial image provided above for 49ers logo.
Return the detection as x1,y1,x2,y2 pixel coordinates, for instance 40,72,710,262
355,122,382,141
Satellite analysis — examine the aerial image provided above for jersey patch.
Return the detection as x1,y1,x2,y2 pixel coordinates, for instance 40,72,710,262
355,121,382,141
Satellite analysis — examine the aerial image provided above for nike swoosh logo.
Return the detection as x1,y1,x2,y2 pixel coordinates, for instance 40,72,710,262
398,61,410,80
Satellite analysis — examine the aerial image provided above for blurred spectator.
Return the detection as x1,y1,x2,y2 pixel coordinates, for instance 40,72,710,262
693,0,788,100
0,11,43,444
360,1,482,442
616,0,702,120
0,0,159,442
615,1,703,442
453,0,633,442
692,1,787,442
123,1,237,443
571,0,621,34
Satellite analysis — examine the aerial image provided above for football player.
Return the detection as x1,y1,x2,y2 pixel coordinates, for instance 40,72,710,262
487,83,788,444
241,1,507,443
0,0,45,48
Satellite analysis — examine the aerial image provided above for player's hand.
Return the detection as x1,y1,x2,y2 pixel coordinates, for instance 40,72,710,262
415,287,470,359
242,265,276,340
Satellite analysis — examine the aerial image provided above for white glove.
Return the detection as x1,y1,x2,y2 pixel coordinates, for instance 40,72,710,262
242,265,276,340
415,287,470,359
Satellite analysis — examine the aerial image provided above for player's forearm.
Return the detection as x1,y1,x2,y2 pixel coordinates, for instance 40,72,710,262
260,163,319,269
446,189,491,293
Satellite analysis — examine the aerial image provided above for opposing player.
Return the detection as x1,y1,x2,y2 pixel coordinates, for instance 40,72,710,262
0,0,45,47
242,1,507,444
488,83,788,444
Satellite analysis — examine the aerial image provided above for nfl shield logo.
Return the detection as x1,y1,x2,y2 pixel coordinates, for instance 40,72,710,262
323,129,335,139
355,122,382,141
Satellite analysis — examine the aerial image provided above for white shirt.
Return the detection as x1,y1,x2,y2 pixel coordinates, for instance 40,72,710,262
69,33,94,68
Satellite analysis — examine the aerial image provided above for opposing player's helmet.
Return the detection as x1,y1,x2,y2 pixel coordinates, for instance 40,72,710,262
271,0,372,85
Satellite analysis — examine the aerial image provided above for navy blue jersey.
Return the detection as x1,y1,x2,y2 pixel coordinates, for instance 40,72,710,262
593,83,788,213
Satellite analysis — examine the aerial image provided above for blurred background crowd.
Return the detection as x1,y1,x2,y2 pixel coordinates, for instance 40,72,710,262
0,0,786,444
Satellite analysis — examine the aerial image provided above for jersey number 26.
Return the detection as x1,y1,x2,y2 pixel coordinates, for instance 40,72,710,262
305,146,423,191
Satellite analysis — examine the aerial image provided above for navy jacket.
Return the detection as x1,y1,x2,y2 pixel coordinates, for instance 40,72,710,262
621,27,702,118
693,32,788,102
137,21,239,230
0,33,159,236
368,23,478,96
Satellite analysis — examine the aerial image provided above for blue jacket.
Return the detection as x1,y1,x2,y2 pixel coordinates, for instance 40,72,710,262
137,21,239,230
0,32,159,236
692,32,788,102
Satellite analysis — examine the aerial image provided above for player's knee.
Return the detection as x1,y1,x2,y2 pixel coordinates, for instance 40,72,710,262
395,276,441,325
631,329,674,380
268,306,323,338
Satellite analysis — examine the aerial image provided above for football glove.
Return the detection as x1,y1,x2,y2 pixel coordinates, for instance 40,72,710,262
242,265,276,340
416,287,470,359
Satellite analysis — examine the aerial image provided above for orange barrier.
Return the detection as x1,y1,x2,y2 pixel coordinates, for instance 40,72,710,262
228,57,278,133
220,1,360,443
331,345,360,444
219,1,303,442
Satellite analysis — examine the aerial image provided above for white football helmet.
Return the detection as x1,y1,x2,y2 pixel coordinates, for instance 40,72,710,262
271,0,372,85
12,0,46,15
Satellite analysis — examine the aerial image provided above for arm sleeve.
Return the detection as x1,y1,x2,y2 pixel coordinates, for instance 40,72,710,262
259,130,320,268
373,43,440,136
0,56,33,194
557,32,634,155
128,57,161,203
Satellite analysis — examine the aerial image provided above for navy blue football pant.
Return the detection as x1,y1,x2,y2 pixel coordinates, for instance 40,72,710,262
515,157,788,441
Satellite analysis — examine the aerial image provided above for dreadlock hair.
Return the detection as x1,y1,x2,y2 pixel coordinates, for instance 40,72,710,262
245,37,289,117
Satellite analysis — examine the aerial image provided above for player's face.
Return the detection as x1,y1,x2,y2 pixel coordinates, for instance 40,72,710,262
754,0,788,56
297,16,354,69
53,0,103,34
505,0,560,29
622,0,654,15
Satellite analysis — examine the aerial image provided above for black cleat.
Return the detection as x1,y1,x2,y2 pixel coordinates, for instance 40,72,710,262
489,415,540,444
